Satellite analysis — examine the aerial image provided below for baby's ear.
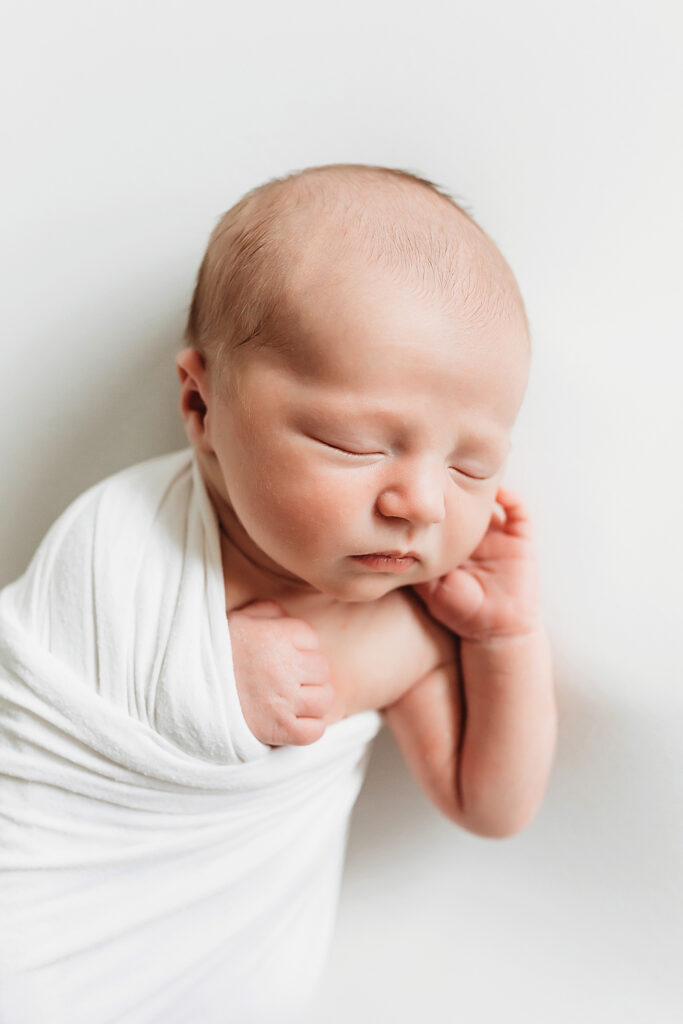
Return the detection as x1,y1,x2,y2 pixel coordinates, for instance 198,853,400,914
176,346,206,386
176,348,212,446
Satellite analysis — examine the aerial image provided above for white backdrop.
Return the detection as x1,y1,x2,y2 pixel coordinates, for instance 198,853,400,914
2,1,682,1020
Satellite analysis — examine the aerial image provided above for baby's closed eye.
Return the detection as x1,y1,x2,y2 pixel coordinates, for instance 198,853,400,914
316,435,495,480
449,466,494,482
309,435,385,458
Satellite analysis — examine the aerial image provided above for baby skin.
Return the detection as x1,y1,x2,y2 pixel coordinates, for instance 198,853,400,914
177,246,557,839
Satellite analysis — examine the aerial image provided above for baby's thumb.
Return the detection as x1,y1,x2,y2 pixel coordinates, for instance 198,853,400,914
228,599,289,621
412,575,467,633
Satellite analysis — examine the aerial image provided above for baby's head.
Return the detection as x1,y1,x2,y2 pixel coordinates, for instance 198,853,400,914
177,164,530,602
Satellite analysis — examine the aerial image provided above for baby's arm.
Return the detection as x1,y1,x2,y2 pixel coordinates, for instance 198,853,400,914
227,590,447,748
382,631,555,837
384,488,557,837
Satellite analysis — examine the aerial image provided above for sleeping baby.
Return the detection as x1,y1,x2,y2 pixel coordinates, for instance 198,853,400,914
0,162,556,1024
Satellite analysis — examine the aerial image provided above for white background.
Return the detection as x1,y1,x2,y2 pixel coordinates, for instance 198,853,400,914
2,1,682,1020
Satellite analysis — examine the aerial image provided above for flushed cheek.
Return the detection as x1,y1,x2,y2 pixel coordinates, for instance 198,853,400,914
282,480,360,550
246,460,358,553
440,501,494,566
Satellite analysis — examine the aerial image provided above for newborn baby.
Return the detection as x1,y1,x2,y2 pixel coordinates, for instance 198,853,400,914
0,162,556,1024
179,162,556,830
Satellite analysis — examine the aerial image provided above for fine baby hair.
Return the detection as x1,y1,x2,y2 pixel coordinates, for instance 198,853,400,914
183,163,529,382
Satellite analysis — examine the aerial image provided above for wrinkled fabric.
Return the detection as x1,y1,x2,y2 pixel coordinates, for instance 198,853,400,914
0,448,382,1023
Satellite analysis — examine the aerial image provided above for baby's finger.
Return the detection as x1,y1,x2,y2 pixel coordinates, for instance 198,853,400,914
494,487,533,539
297,681,334,719
487,505,506,530
298,651,331,685
287,717,327,746
286,618,321,652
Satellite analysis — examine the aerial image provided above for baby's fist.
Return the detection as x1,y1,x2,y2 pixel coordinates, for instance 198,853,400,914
227,600,334,747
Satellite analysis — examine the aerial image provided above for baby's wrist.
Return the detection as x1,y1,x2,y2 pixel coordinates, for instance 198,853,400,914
459,621,547,650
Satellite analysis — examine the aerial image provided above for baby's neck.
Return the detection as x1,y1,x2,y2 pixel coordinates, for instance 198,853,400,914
218,524,339,617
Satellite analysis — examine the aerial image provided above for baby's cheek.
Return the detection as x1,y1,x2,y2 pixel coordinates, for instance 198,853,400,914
254,463,332,531
463,501,497,552
442,499,491,563
290,479,345,529
285,476,354,546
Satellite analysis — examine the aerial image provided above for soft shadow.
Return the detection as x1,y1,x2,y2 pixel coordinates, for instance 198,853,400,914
344,721,460,873
1,289,187,587
344,654,683,912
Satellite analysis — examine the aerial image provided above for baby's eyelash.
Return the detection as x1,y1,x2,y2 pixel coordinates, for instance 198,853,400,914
315,438,378,457
450,467,490,482
314,437,492,477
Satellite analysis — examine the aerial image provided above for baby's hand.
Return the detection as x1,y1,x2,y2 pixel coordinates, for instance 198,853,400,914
227,600,334,747
413,487,543,643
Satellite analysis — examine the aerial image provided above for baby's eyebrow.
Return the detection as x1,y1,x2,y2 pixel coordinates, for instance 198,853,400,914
456,433,511,459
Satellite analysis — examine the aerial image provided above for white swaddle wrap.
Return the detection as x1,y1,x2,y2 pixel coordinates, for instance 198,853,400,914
0,448,382,1024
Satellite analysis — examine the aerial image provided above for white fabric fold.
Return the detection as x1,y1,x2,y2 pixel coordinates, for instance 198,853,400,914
0,448,382,1024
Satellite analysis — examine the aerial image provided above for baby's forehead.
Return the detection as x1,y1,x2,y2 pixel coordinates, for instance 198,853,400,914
251,277,528,453
276,251,526,362
260,268,529,417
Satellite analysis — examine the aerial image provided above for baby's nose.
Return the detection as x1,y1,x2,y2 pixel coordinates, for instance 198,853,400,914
375,459,447,526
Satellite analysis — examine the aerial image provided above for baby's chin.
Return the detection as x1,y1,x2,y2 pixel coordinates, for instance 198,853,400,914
310,566,438,604
281,555,461,604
